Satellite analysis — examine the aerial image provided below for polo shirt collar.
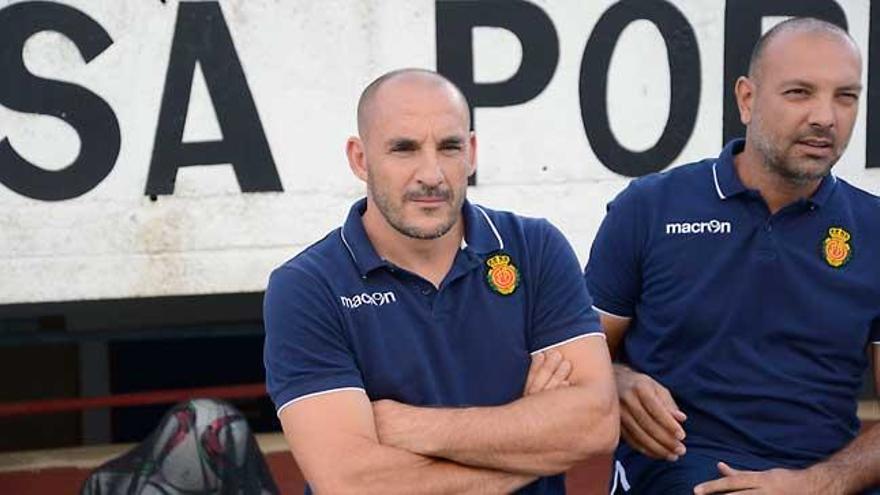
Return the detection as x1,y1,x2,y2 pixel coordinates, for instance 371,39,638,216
712,138,838,207
461,200,505,254
806,171,838,207
341,198,505,278
341,199,385,277
711,139,748,200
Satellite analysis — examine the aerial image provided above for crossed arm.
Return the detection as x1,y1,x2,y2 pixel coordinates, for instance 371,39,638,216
279,336,618,494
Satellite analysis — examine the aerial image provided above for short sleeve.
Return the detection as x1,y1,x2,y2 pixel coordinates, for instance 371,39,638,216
528,220,603,353
584,182,645,318
263,265,364,414
871,317,880,344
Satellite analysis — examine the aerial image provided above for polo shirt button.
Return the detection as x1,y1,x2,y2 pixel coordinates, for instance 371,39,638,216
765,223,772,232
420,287,432,296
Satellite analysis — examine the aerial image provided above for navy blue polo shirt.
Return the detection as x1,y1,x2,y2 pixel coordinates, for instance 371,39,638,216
585,139,880,470
264,198,602,494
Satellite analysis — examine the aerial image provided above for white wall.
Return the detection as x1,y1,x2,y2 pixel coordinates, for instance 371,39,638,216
0,0,877,304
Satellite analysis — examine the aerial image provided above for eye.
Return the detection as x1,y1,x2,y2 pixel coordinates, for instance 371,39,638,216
439,140,464,154
783,88,809,97
837,92,860,103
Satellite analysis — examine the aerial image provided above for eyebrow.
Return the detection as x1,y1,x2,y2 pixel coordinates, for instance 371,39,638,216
438,136,465,147
838,83,864,93
780,79,863,92
387,138,419,151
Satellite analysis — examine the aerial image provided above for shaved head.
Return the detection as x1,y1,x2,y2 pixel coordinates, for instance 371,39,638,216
734,14,862,191
748,17,859,81
345,68,476,243
356,69,471,139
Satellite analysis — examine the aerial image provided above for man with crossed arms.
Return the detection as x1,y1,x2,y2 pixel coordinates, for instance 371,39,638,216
264,69,618,493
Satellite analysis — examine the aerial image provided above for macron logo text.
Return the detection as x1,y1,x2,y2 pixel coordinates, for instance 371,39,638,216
340,291,397,309
665,219,731,235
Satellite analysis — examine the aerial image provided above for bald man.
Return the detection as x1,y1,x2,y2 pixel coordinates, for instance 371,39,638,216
585,18,880,494
263,69,618,494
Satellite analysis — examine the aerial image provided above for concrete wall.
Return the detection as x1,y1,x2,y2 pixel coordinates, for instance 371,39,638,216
1,0,877,304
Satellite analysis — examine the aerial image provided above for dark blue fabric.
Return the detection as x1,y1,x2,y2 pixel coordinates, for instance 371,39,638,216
264,199,601,494
611,447,734,495
586,139,880,473
612,443,880,495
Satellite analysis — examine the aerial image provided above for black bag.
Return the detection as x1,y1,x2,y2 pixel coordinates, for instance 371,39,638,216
81,399,279,495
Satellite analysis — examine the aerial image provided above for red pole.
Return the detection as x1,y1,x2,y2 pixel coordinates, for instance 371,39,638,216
0,383,267,418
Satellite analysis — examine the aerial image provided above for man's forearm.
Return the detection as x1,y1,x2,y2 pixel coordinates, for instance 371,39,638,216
805,422,880,493
374,385,619,476
309,437,534,494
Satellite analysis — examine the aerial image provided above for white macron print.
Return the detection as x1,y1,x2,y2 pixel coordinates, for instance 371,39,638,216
665,219,732,235
339,291,398,309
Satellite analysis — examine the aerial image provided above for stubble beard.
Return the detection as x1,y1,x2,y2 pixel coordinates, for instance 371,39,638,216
750,113,837,187
368,178,464,240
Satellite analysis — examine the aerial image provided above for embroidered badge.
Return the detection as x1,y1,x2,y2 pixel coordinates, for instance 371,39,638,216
822,227,852,268
485,253,519,296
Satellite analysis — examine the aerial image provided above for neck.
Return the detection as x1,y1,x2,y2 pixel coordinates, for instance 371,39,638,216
734,142,823,214
361,205,463,288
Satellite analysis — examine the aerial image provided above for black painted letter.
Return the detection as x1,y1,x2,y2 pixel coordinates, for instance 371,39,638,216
868,1,879,168
580,0,700,177
146,1,282,196
723,0,847,144
0,1,119,201
436,0,558,126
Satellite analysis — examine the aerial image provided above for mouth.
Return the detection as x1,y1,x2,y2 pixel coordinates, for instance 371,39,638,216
796,138,833,156
408,196,449,206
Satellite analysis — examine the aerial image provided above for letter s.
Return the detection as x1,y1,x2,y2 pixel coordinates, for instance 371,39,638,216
0,2,120,201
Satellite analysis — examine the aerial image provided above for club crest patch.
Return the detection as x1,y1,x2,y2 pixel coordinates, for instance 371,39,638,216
485,253,519,296
822,226,852,268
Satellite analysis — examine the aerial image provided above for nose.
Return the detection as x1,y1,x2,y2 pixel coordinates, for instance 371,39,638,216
414,150,444,187
808,96,835,130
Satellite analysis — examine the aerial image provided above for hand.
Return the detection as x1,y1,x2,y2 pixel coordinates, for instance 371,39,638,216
614,364,687,461
523,350,572,396
693,462,841,495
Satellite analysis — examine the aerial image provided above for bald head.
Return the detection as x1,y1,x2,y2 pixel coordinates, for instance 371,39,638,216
748,17,859,82
356,69,471,139
733,15,862,191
